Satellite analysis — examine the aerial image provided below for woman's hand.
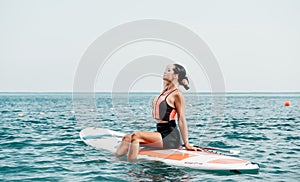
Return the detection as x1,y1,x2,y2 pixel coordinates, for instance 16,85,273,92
185,143,203,151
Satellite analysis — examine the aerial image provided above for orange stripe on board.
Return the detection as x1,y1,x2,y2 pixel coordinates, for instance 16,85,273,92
139,150,195,160
208,158,246,164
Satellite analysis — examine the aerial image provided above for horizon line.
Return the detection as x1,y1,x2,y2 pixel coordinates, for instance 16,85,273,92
1,91,300,94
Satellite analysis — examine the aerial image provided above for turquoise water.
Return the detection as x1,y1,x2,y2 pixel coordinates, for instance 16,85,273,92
0,92,299,181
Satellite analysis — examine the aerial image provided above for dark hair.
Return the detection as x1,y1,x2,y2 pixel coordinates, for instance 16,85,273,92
173,64,190,90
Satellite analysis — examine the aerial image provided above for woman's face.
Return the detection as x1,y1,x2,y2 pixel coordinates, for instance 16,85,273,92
163,64,177,82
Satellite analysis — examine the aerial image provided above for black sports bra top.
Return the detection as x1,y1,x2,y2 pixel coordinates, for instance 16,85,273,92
153,89,177,121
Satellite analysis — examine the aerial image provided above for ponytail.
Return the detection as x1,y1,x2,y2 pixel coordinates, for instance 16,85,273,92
173,64,190,90
181,76,190,90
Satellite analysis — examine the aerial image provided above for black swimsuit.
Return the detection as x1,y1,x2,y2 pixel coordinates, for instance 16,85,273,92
156,120,181,149
153,89,181,149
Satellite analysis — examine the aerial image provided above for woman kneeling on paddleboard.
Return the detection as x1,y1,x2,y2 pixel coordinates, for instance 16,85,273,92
115,64,199,160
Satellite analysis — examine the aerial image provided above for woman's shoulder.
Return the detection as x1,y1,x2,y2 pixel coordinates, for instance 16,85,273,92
172,89,183,99
174,88,182,95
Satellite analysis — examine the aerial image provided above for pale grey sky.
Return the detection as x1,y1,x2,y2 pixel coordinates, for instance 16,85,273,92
0,0,299,92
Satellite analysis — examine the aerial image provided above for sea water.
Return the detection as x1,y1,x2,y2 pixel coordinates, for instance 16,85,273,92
0,92,299,181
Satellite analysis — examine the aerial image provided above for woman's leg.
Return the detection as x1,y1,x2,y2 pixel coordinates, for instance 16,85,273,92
115,134,131,157
128,131,163,161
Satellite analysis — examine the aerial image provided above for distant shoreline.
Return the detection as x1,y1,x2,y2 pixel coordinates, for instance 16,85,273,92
1,91,300,95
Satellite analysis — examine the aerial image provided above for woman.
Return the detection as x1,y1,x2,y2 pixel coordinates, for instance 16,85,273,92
115,64,199,160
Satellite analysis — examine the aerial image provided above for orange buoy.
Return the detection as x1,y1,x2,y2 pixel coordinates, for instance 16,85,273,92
284,101,290,106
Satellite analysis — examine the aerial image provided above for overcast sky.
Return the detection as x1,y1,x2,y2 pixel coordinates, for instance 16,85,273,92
0,0,299,92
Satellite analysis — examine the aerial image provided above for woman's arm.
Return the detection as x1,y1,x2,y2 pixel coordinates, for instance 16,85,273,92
174,91,199,151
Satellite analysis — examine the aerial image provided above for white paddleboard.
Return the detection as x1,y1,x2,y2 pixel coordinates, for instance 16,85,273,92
80,127,259,174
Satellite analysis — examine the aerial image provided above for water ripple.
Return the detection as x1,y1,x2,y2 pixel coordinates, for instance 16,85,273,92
1,93,300,181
